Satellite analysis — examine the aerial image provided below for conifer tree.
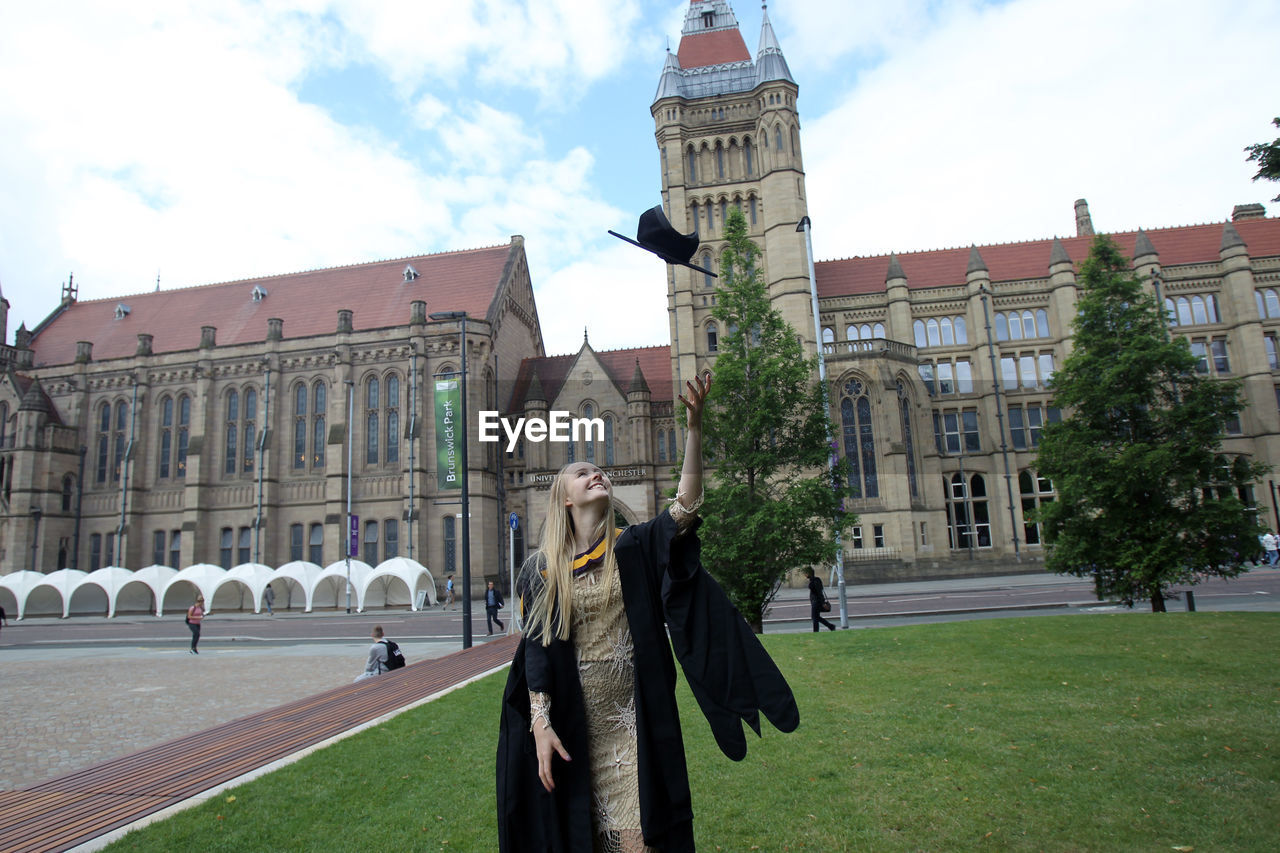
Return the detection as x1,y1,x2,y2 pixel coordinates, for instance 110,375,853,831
1244,115,1280,202
693,207,853,631
1034,235,1266,611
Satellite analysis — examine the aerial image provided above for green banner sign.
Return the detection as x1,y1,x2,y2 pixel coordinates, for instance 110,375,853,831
435,378,462,490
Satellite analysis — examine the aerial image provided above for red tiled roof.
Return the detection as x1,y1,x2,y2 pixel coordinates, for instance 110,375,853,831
595,345,674,402
508,345,674,412
815,218,1280,298
677,29,751,69
28,243,519,367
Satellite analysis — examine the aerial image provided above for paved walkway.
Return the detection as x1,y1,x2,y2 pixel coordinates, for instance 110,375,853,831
0,635,519,853
0,636,496,793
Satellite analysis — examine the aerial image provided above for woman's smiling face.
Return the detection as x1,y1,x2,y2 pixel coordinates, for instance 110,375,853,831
562,462,611,509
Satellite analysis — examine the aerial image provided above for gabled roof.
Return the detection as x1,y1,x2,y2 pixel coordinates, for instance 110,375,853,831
28,241,522,367
507,345,673,412
678,28,751,69
7,372,63,424
815,218,1280,297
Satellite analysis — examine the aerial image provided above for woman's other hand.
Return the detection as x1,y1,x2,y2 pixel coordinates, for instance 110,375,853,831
533,722,571,792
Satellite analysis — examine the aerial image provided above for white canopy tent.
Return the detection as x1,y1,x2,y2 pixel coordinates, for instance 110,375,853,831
161,564,226,616
315,560,373,612
130,565,179,616
0,571,49,619
216,564,276,613
77,567,143,618
364,557,436,610
33,569,90,618
272,561,323,612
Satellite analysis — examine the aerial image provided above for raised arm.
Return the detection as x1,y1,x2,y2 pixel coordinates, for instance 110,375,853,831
674,372,711,518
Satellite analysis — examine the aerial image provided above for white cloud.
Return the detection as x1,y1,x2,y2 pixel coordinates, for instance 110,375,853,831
783,0,970,67
0,0,630,343
802,0,1280,260
328,0,645,100
535,242,670,356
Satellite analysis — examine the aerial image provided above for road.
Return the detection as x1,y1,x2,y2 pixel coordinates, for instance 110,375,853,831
3,567,1277,650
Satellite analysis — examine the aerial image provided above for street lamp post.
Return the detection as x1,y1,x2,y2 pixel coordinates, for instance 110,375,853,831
797,216,849,628
29,506,43,572
345,379,354,614
431,311,473,649
977,285,1021,562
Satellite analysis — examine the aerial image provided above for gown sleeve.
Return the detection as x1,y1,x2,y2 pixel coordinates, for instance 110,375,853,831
658,513,801,761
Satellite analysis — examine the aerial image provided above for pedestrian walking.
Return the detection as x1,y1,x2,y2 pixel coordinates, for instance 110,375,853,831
0,604,8,637
1265,531,1279,567
806,568,837,632
485,580,505,635
445,574,456,610
185,595,205,654
263,583,275,615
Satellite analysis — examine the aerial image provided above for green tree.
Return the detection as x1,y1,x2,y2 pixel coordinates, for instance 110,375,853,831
1244,116,1280,202
693,207,853,631
1034,235,1266,611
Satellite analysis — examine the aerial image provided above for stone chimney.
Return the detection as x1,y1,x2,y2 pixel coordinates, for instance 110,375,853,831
200,326,217,349
75,340,93,363
1074,199,1094,237
267,317,284,341
1232,203,1266,222
337,309,354,334
136,333,153,356
410,300,427,326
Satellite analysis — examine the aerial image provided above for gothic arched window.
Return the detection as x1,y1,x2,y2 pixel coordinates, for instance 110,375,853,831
312,381,326,468
1020,469,1056,545
840,379,878,499
243,388,257,473
224,390,239,475
114,400,128,482
96,402,110,483
604,415,615,466
294,384,308,469
366,376,380,465
744,137,754,175
386,374,400,464
177,395,190,478
159,396,173,479
707,322,719,353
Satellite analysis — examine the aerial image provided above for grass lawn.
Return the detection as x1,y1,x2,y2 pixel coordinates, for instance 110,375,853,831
102,612,1279,852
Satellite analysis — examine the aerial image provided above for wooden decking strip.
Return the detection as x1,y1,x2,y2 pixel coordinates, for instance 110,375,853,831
0,634,518,853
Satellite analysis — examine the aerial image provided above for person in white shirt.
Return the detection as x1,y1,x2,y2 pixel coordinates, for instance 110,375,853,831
354,625,389,681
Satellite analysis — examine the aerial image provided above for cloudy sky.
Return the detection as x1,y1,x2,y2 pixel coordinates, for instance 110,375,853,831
1,0,1277,357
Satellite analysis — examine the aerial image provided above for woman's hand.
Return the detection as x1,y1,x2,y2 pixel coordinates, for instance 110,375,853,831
678,371,712,430
533,722,570,792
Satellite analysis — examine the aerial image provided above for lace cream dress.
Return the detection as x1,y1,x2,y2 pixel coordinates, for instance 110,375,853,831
572,555,649,852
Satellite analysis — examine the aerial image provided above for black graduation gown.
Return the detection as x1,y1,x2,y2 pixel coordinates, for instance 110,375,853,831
496,509,800,852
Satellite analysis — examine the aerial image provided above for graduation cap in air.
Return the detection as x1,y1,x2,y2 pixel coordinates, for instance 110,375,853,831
609,205,717,277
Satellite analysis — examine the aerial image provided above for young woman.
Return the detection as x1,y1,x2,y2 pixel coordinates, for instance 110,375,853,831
497,373,799,852
185,595,205,654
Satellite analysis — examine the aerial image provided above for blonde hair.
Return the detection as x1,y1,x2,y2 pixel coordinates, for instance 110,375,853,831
527,463,618,645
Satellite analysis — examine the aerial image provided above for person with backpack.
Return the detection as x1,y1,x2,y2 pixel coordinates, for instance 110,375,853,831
354,625,405,681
